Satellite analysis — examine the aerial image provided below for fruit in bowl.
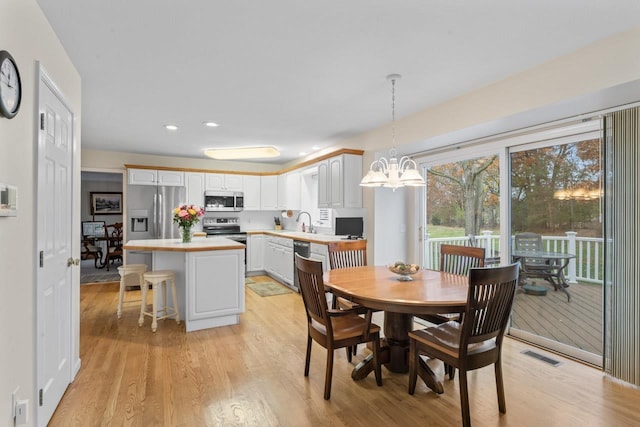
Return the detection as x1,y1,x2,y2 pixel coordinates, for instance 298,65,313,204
388,261,421,281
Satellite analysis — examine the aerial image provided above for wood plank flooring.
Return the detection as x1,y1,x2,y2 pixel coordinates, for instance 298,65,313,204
50,276,640,426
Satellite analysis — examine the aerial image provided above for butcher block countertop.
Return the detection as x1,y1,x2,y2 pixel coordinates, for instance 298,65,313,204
246,230,365,245
124,237,245,252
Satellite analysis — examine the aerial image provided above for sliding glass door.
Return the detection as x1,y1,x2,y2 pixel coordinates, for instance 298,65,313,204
417,120,604,365
419,150,501,272
509,135,604,365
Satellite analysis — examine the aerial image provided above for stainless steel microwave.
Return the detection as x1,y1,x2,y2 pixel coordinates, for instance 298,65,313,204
204,191,244,212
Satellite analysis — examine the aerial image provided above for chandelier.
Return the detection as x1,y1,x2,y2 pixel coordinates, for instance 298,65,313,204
360,74,425,191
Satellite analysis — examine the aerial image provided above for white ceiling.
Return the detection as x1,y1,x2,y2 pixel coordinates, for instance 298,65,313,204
36,0,640,165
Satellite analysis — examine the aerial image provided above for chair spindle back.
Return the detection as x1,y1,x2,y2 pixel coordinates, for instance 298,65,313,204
327,240,367,269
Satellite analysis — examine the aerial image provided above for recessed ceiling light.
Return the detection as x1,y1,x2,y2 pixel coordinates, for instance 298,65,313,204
299,152,307,156
312,146,320,150
204,146,280,160
164,124,179,131
203,121,219,128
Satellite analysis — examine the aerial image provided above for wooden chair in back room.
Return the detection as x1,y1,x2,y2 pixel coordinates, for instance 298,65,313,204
295,254,382,400
104,222,124,271
408,263,519,427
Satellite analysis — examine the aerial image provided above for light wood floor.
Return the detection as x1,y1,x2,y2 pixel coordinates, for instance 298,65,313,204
50,276,640,426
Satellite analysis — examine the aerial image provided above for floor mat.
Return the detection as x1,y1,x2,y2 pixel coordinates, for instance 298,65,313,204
246,282,292,297
80,260,121,284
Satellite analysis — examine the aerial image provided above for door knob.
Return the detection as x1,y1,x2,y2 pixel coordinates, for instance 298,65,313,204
67,257,80,267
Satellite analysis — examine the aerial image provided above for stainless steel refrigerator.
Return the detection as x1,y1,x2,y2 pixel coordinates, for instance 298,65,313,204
126,184,186,269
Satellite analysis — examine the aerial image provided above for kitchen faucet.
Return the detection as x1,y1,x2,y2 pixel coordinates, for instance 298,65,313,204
296,211,313,233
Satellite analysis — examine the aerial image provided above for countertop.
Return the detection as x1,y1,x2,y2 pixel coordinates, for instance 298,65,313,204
246,230,365,245
124,237,245,252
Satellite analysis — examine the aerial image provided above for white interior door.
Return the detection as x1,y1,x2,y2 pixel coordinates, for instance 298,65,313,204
37,74,74,425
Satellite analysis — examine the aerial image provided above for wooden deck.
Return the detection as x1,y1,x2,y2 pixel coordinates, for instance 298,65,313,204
511,280,603,355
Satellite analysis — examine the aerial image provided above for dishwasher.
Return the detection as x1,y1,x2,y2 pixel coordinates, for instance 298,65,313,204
293,240,310,291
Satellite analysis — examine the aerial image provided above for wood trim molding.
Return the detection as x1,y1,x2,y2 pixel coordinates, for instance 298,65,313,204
124,148,364,176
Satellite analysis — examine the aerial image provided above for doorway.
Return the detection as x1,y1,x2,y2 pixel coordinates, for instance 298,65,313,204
509,136,604,365
80,170,124,283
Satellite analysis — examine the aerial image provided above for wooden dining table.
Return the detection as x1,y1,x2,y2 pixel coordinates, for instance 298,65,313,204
324,265,469,394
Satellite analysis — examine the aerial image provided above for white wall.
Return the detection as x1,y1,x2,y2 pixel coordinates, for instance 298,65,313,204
360,26,640,264
0,1,81,425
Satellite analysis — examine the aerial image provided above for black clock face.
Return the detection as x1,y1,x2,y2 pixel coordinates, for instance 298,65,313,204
0,50,22,119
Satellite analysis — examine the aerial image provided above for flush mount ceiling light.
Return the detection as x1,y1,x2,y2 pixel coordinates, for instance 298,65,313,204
360,74,426,191
202,121,219,127
204,146,280,160
164,124,179,131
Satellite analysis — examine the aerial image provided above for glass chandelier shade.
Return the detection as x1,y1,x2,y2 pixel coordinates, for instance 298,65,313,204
360,74,425,191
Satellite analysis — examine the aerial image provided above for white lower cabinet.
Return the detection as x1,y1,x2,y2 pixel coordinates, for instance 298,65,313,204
265,236,293,286
153,248,244,332
310,243,329,272
248,234,265,272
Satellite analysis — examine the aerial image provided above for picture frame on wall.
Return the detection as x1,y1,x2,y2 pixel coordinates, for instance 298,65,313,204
0,183,17,217
90,192,122,215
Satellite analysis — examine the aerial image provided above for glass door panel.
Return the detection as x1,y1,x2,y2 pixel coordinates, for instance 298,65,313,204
423,155,500,269
509,138,603,364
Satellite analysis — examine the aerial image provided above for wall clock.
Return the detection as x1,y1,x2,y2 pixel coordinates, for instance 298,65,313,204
0,50,22,119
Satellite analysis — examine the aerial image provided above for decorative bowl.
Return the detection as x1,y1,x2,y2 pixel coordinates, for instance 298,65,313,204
388,262,421,281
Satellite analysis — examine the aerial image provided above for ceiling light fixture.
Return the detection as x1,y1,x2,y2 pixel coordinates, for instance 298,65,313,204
204,146,280,160
360,74,425,191
164,124,179,131
203,121,219,127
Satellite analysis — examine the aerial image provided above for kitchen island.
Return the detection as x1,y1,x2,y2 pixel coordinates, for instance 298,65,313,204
124,238,245,332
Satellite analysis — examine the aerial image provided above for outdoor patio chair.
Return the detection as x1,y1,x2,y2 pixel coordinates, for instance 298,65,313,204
514,232,555,285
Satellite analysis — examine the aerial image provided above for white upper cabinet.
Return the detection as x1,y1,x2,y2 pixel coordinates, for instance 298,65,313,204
277,171,301,210
128,168,157,185
243,175,261,210
317,161,329,207
260,175,278,210
185,172,205,206
128,168,184,186
157,170,185,186
286,171,301,210
277,174,287,210
205,173,243,191
318,154,362,208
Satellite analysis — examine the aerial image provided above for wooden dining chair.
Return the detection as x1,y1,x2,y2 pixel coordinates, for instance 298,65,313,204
417,244,486,326
327,240,369,313
327,240,375,361
104,223,124,271
408,263,519,427
295,253,382,400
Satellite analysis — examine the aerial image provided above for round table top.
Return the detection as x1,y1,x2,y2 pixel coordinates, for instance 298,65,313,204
323,266,468,315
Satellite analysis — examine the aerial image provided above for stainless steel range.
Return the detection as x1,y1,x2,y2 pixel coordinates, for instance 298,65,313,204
203,217,247,270
202,217,246,240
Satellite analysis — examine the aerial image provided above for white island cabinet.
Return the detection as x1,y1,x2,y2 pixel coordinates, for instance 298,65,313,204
124,238,245,332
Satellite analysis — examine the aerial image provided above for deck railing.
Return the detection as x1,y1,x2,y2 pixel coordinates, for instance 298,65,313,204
424,231,604,284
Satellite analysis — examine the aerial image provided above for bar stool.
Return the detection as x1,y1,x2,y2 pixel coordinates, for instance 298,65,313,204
139,270,181,332
116,264,147,319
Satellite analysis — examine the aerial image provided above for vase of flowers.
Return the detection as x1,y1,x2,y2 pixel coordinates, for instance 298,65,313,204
173,204,204,243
